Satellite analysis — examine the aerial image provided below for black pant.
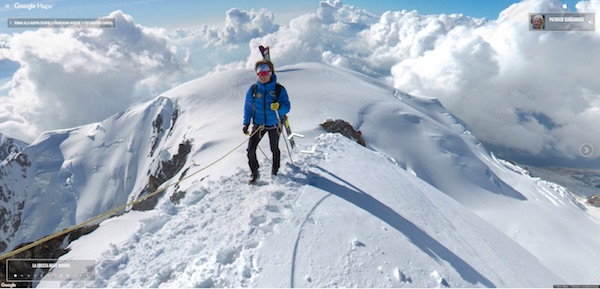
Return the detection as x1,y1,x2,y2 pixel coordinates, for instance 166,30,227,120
247,125,280,176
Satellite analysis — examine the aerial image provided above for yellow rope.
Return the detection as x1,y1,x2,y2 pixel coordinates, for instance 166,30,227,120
0,126,264,260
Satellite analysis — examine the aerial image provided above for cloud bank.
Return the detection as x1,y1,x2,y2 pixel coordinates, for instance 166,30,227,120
1,0,599,166
199,8,280,46
242,0,600,164
390,0,600,162
0,10,186,142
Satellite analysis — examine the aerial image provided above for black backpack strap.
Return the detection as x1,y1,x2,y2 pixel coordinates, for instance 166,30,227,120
275,83,281,101
250,84,258,123
251,84,258,98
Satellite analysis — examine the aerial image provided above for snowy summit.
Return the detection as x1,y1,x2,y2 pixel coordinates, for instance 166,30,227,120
0,62,598,287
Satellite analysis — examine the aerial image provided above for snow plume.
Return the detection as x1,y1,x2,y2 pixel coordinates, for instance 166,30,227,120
200,8,280,46
0,10,186,142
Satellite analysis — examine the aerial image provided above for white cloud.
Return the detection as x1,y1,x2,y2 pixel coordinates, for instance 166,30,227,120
245,0,379,71
0,10,187,142
200,8,280,46
391,0,600,160
354,10,485,76
241,0,600,163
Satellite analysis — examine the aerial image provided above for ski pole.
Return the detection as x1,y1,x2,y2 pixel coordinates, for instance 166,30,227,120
275,110,293,165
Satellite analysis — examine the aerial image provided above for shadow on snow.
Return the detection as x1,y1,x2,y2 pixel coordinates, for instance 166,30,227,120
292,165,495,288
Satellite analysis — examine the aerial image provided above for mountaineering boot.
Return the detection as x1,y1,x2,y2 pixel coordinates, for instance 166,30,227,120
249,172,260,184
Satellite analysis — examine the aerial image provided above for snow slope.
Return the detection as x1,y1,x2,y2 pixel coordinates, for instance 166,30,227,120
40,134,562,288
0,95,182,251
0,62,596,287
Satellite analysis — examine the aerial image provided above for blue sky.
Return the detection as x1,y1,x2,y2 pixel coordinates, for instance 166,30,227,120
344,0,580,18
0,0,582,31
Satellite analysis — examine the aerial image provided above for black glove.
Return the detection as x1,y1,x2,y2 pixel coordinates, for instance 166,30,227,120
243,124,249,135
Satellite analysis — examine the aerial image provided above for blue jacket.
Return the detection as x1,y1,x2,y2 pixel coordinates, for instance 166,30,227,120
243,73,291,127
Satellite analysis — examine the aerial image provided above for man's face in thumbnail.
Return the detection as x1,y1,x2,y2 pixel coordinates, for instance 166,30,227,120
532,16,543,29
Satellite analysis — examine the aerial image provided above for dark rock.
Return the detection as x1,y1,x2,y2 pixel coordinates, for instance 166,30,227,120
149,113,164,157
320,119,366,147
587,195,600,207
170,191,186,205
15,152,31,177
133,140,192,211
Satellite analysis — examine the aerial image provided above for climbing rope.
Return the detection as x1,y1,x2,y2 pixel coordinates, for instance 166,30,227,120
0,126,264,260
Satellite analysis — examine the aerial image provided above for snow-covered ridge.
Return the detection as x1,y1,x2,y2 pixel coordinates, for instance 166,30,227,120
41,134,563,287
0,62,598,286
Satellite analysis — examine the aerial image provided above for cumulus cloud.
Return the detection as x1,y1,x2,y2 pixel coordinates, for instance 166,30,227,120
0,10,186,142
200,8,280,46
243,0,600,164
353,10,485,76
244,0,382,73
391,0,600,161
246,1,482,76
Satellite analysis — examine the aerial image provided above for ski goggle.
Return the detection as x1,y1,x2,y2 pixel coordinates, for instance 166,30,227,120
257,71,271,77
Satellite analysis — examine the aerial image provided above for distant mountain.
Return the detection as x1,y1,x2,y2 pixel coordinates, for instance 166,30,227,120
1,63,598,287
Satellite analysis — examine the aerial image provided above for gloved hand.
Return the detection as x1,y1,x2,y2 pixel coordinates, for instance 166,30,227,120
243,124,249,135
270,102,280,111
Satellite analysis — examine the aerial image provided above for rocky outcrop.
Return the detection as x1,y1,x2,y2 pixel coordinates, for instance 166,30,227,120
149,99,179,157
133,140,192,211
0,150,32,249
587,195,600,207
321,119,366,147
